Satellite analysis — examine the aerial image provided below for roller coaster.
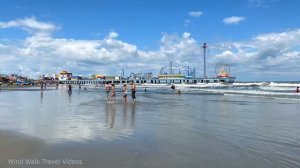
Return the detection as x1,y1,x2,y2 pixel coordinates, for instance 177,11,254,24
159,62,196,78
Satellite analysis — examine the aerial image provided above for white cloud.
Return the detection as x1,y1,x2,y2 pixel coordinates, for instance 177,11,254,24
0,28,203,78
188,11,203,17
184,19,191,27
211,29,300,80
223,16,245,24
0,17,58,34
216,50,233,59
1,17,300,80
248,0,278,8
108,32,119,38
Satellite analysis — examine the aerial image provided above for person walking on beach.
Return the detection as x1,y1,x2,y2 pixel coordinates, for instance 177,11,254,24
131,81,136,103
123,84,128,103
105,82,111,100
110,84,116,103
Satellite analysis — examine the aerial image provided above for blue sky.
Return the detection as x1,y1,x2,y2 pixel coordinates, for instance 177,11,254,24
0,0,300,81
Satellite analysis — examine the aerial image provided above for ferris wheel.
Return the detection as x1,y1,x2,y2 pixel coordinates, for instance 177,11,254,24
215,62,230,77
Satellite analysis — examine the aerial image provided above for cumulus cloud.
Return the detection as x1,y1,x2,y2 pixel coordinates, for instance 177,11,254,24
211,29,300,79
223,16,245,24
0,18,203,78
108,32,119,38
188,11,203,17
1,17,300,80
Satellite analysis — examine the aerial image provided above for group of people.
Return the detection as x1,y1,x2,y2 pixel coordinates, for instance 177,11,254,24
105,81,136,103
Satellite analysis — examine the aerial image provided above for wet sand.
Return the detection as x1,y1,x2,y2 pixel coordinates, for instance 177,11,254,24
0,86,300,168
0,130,264,168
0,131,47,167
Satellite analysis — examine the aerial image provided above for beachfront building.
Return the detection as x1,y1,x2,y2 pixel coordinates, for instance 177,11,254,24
0,74,9,85
71,76,82,80
144,73,153,79
58,70,72,81
8,74,18,82
93,74,105,80
158,74,186,79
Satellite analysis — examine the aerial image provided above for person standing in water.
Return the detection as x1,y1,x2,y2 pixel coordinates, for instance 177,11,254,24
68,84,72,93
40,82,44,91
123,84,128,103
296,87,300,93
105,82,111,100
131,81,136,103
171,83,175,89
110,84,116,103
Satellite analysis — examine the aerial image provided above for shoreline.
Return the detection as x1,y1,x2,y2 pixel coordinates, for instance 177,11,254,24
0,85,57,91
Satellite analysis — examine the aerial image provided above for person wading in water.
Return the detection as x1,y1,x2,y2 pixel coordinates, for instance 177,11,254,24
131,81,136,103
105,82,111,100
123,84,128,103
110,84,116,103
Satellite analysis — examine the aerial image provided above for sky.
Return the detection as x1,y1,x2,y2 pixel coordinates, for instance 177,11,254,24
0,0,300,81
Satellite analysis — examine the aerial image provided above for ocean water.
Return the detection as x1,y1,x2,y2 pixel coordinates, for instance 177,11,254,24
0,83,300,168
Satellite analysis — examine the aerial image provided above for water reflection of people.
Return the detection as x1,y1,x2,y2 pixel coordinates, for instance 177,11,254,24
40,91,43,103
105,103,116,128
104,102,136,129
122,103,128,127
110,106,116,128
131,103,136,128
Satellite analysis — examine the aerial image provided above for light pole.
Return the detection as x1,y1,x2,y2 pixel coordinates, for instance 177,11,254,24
203,42,207,79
